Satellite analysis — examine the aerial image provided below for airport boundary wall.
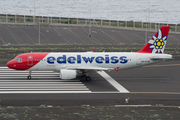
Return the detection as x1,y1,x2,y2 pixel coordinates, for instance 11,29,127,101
0,14,180,33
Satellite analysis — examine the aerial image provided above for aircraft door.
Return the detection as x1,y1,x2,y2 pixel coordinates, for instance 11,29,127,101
136,55,142,65
27,55,33,65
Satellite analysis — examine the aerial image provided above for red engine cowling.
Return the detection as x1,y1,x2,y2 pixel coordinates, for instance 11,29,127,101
60,69,77,79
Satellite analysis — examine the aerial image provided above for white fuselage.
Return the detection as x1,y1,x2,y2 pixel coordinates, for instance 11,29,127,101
29,52,172,71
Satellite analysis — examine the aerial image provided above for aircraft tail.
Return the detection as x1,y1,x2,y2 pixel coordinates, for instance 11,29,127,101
137,26,170,54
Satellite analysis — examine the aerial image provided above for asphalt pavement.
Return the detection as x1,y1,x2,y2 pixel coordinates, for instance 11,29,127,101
0,24,180,45
0,24,180,106
0,59,180,106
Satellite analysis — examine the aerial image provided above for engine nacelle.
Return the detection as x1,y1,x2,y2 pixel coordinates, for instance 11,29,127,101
60,69,77,79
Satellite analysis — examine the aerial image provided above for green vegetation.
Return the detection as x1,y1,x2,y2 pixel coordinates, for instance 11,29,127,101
39,104,46,108
10,18,14,21
0,105,178,119
58,20,72,24
40,19,45,22
26,18,31,22
7,106,14,109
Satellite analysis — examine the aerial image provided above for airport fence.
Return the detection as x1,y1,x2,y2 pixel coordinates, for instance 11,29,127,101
0,14,180,32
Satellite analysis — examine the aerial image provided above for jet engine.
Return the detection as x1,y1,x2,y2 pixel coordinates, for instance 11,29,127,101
60,69,77,79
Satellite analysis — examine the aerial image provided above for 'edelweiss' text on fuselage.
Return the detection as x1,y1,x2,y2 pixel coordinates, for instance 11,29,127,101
47,55,128,64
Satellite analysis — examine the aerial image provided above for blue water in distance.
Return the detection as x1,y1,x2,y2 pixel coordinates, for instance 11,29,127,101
0,0,179,24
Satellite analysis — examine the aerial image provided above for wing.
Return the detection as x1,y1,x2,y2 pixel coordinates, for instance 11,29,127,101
65,66,113,71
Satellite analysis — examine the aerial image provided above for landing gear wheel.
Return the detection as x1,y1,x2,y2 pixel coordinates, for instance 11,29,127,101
27,71,32,80
85,76,91,82
27,75,31,80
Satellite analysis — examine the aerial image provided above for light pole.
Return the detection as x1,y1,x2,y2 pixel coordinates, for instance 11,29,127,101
149,1,151,30
34,0,36,23
39,13,41,44
88,4,92,37
145,15,147,44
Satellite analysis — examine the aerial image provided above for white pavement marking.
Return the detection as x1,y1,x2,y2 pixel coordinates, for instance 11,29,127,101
0,67,91,93
0,77,60,79
0,89,89,91
115,105,152,107
0,73,59,75
0,80,79,82
0,91,92,94
0,67,8,68
97,71,129,93
0,75,59,76
0,84,84,86
0,87,87,89
0,82,82,84
0,70,55,72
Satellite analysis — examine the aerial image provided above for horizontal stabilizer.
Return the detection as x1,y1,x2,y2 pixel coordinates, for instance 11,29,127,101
150,58,173,60
150,55,173,60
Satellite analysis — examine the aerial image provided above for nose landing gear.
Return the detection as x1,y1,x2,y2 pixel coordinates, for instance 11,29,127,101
27,75,31,80
27,71,31,80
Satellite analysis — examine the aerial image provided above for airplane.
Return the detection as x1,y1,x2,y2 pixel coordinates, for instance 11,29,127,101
7,26,172,82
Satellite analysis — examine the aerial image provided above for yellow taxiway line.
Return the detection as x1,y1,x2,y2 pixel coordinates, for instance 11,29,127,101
0,37,5,44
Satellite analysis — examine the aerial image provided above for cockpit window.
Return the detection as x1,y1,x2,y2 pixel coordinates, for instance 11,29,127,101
13,58,22,61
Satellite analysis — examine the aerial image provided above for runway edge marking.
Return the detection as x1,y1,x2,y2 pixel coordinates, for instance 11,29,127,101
97,71,129,93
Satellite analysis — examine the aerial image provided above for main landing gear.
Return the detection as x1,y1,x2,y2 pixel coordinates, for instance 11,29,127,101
84,75,91,82
83,75,91,82
82,71,91,82
27,71,31,80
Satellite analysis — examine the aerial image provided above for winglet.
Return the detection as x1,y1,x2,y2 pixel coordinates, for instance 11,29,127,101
91,50,95,52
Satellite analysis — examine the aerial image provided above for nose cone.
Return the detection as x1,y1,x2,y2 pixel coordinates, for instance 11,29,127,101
6,60,16,69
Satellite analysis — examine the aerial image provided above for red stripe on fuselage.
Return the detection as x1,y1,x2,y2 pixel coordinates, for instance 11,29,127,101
7,53,49,70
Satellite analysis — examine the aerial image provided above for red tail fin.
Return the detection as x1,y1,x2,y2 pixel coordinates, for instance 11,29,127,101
137,26,170,54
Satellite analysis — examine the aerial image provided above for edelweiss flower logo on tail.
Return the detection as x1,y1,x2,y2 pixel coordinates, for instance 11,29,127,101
148,29,167,54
